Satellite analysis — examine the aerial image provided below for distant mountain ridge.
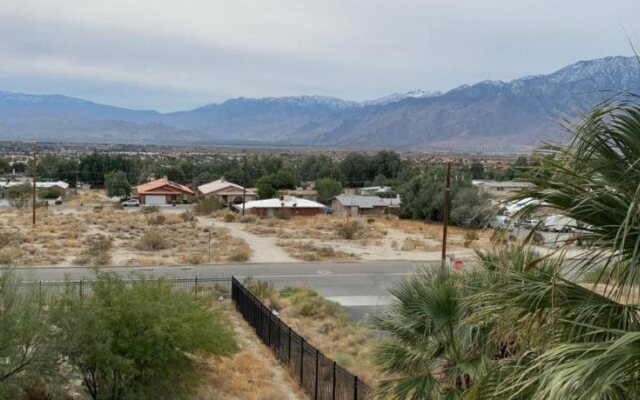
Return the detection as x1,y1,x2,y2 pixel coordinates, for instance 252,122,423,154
1,55,638,150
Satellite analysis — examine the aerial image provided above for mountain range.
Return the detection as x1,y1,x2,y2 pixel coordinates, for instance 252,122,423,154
1,56,638,151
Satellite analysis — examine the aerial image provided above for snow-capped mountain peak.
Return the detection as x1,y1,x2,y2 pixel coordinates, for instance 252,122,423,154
363,89,441,106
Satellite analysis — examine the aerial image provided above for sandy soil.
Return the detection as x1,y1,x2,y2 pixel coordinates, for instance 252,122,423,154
197,307,306,400
201,218,296,263
236,215,484,262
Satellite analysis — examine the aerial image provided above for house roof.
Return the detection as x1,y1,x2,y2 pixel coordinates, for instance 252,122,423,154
235,197,325,210
136,178,194,195
1,180,69,189
333,194,399,208
360,186,392,193
472,180,534,189
198,178,255,195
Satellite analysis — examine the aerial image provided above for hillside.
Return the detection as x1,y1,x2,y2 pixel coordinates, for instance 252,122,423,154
0,56,638,149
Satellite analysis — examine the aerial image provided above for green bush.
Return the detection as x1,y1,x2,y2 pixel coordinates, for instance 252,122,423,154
53,273,237,400
194,197,222,215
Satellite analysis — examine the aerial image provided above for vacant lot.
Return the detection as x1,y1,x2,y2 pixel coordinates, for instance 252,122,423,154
233,214,488,261
0,206,251,266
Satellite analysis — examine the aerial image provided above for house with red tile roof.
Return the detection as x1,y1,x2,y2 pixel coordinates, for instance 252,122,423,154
135,178,194,205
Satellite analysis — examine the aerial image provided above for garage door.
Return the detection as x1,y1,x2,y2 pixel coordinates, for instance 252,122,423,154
146,195,167,205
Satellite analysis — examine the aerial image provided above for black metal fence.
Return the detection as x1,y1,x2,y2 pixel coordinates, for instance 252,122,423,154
231,277,372,400
16,276,232,305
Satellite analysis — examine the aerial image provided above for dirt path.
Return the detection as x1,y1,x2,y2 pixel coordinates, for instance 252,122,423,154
200,218,296,263
198,308,307,400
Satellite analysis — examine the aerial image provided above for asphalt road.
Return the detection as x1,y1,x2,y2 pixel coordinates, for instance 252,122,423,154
16,260,438,320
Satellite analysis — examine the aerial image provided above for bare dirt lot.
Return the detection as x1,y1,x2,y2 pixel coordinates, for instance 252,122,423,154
228,214,490,262
0,206,251,267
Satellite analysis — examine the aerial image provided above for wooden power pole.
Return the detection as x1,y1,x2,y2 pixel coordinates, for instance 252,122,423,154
31,146,37,226
441,161,452,270
242,154,247,216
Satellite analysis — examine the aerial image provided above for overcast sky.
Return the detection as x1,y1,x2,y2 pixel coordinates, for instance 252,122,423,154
0,0,638,111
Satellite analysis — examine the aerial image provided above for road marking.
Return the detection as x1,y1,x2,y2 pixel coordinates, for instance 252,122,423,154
240,272,416,280
327,296,391,307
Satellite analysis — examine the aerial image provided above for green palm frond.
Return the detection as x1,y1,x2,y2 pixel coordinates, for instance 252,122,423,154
511,99,640,298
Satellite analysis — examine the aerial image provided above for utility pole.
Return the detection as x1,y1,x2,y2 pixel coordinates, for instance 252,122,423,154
75,160,79,196
242,154,247,216
441,161,451,270
31,145,37,226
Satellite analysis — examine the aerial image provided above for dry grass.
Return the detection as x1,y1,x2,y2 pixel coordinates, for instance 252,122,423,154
64,189,110,206
0,207,252,266
379,217,491,249
276,240,358,261
251,284,379,386
244,214,385,241
196,305,305,400
400,237,441,251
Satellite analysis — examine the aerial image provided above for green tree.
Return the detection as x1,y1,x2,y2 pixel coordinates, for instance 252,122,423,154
0,157,9,173
0,270,61,398
256,170,297,199
315,177,343,204
104,170,132,198
54,273,236,400
373,268,490,399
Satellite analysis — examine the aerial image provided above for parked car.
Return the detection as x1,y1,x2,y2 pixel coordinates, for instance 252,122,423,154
122,198,140,207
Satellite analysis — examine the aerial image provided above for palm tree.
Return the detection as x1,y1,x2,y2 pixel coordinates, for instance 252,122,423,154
469,98,640,399
374,98,640,399
371,268,492,399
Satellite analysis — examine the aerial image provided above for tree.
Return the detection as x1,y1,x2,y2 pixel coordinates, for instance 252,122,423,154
467,100,640,399
315,177,343,204
0,157,9,173
256,170,297,199
450,187,493,227
372,268,490,399
54,273,237,400
104,170,131,198
0,270,61,398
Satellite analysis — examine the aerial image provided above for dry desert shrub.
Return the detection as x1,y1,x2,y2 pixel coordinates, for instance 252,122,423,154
136,230,170,251
194,197,222,215
147,214,166,225
276,240,356,261
74,234,112,266
141,205,160,214
400,238,440,252
336,219,362,240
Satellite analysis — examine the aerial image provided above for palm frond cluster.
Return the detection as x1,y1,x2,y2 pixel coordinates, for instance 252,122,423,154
373,99,640,399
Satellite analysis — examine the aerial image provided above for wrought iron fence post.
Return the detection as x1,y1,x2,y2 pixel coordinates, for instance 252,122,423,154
314,349,319,400
288,326,292,362
332,361,337,400
300,338,305,384
354,376,358,400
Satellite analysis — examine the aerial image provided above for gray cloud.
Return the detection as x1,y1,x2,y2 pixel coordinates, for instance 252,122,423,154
0,0,638,111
